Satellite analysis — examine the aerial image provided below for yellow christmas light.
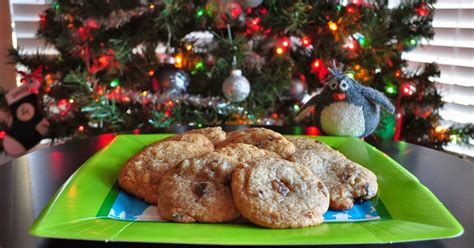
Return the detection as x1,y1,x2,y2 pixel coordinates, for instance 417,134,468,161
276,47,284,55
174,54,183,68
328,21,338,31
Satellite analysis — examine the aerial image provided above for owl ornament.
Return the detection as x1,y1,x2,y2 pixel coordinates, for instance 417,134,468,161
297,69,395,138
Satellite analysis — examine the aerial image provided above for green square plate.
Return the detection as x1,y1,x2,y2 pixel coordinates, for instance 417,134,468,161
30,134,463,245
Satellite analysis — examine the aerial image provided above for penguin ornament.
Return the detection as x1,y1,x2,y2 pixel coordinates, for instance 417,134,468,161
298,70,395,138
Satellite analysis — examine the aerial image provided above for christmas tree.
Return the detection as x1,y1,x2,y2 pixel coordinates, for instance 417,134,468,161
4,0,473,151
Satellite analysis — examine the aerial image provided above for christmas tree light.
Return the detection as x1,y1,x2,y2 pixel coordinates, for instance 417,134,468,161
311,59,322,71
196,8,205,17
301,36,311,47
78,125,85,132
280,37,290,48
110,79,120,87
276,47,284,55
385,84,397,95
328,21,338,31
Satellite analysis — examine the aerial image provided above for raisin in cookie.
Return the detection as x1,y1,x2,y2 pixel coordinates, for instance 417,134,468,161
216,143,279,162
118,135,213,204
288,137,378,210
232,157,329,229
217,128,295,158
158,152,239,223
167,127,226,146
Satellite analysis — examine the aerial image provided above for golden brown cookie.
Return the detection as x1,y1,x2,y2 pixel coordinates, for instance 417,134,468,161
166,127,226,146
158,152,239,223
118,135,214,204
217,128,296,158
288,137,378,210
182,126,226,146
216,143,279,163
163,133,214,151
232,156,329,229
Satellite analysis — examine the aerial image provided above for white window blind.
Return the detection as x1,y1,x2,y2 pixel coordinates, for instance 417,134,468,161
400,0,474,156
9,0,56,55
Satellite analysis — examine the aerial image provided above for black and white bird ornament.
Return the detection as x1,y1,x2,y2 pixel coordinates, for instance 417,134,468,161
297,69,395,138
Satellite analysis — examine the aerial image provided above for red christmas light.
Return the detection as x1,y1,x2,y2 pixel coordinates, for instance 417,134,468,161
301,37,311,47
401,82,415,96
347,6,355,13
252,17,260,26
311,59,323,71
228,2,242,19
0,131,5,139
345,39,359,51
58,99,69,108
98,55,109,65
306,126,320,136
247,17,262,33
416,3,430,17
394,69,401,78
78,125,85,132
39,14,46,26
148,70,155,76
281,37,290,48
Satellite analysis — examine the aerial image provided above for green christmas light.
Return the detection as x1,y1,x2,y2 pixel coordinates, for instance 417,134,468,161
385,84,397,94
358,37,365,46
196,9,205,17
110,79,120,87
410,38,417,46
53,2,60,10
347,73,355,79
195,60,205,70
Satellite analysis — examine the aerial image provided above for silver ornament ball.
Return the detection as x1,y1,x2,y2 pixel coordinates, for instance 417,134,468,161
223,70,251,102
290,77,308,100
237,0,263,8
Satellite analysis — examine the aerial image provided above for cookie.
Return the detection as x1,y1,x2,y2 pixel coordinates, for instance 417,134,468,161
163,133,214,151
158,152,239,223
288,137,378,210
217,128,296,158
118,136,214,204
232,156,329,229
182,126,226,146
216,143,279,163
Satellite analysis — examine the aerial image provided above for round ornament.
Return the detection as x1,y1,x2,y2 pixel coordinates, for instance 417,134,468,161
222,69,251,102
238,0,263,8
290,77,308,100
152,64,190,95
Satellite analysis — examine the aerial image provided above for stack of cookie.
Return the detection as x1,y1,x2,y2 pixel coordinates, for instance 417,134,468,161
118,127,378,229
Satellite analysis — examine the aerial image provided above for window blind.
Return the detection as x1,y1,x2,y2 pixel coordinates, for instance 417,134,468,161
401,0,474,156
